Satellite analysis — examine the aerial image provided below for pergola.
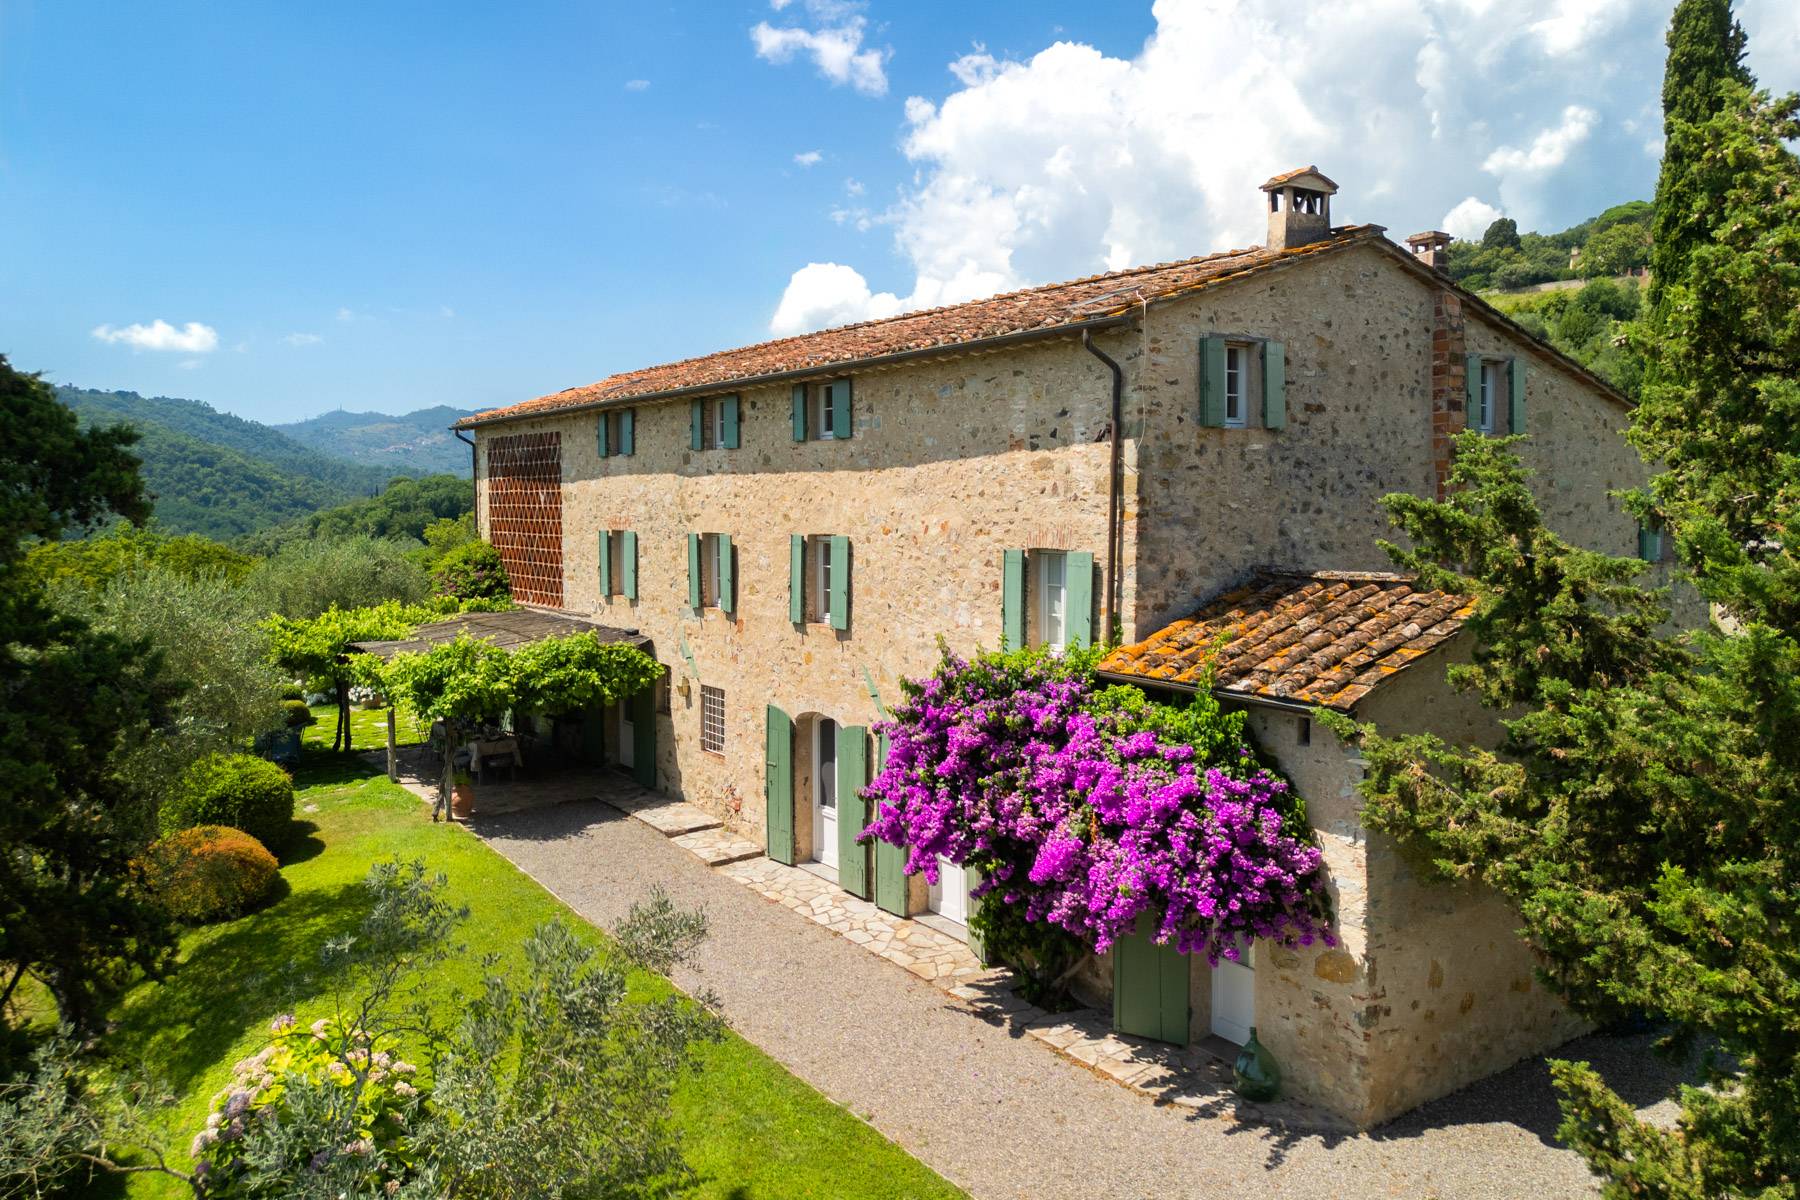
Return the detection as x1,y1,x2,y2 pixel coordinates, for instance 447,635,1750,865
350,607,650,782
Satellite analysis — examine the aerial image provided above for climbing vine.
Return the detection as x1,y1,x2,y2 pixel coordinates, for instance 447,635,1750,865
861,646,1333,979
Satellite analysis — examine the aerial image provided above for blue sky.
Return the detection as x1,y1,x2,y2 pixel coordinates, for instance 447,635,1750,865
1,0,1794,424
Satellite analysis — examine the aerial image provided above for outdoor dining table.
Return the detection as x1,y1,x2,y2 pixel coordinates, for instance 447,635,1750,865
464,735,523,783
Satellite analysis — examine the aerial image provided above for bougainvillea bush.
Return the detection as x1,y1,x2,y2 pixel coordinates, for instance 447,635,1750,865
861,647,1334,967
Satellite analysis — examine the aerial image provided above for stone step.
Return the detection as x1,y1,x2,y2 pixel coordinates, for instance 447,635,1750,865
601,794,721,837
673,828,765,866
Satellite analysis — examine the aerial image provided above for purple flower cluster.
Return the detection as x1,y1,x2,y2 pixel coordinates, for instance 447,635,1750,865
862,652,1334,962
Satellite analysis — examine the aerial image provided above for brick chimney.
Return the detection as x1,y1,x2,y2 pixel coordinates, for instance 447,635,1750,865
1406,230,1452,272
1261,166,1338,250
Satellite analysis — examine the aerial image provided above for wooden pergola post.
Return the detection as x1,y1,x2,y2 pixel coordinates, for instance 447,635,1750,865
386,707,399,781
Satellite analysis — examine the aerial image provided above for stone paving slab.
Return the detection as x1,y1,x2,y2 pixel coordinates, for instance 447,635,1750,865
671,827,764,865
599,791,721,836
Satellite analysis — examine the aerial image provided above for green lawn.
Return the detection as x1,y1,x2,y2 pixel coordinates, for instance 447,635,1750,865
97,746,964,1200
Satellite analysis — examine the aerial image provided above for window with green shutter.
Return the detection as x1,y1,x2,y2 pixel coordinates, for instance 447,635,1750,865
692,397,739,451
618,408,634,456
1261,341,1286,430
1198,335,1227,427
620,531,637,601
722,395,740,449
1005,548,1098,650
792,379,855,441
1507,356,1527,433
794,534,852,629
598,409,634,458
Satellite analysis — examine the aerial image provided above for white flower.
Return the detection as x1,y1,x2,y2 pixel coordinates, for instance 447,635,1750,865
394,1081,417,1097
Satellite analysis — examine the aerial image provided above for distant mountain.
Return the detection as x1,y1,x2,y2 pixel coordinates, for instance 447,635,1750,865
57,386,404,540
274,405,476,476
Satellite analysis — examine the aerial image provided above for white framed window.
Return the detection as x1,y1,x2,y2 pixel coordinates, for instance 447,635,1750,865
811,536,834,624
1036,550,1068,651
1223,344,1249,428
811,383,838,440
1477,361,1500,433
606,532,626,596
700,685,725,755
700,532,722,608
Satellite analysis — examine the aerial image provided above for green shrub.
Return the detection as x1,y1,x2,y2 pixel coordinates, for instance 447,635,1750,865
431,540,510,602
280,699,314,728
137,826,280,923
162,753,296,848
279,683,304,702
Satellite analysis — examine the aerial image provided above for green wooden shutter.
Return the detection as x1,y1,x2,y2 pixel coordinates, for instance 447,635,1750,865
789,535,804,624
596,413,610,458
836,726,871,899
829,378,852,438
1465,353,1483,426
1198,335,1227,427
621,531,637,601
871,729,905,915
829,535,850,631
1261,341,1286,430
619,408,635,456
717,534,734,614
1112,915,1189,1044
966,871,989,965
765,705,795,864
1507,356,1527,433
791,384,807,441
1638,523,1659,561
687,533,702,609
631,686,655,788
1002,548,1026,648
597,529,612,598
722,395,740,449
690,401,703,451
1066,551,1095,648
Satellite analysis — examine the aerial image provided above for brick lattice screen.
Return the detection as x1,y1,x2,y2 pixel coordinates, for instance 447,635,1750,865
485,431,564,608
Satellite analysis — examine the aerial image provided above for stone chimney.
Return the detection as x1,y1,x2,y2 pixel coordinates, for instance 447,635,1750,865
1261,166,1338,250
1406,230,1452,272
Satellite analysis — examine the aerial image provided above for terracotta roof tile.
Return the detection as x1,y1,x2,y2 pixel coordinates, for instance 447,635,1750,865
1097,570,1474,711
457,227,1386,428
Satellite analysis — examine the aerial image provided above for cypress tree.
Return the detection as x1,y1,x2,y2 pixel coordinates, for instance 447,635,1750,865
1648,0,1751,304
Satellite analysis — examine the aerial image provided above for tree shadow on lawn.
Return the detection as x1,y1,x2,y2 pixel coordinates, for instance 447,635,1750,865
109,880,373,1095
291,747,386,791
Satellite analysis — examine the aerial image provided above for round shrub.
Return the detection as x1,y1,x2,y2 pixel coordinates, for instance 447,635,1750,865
432,539,510,602
279,684,305,702
280,698,315,728
138,826,280,923
163,753,296,849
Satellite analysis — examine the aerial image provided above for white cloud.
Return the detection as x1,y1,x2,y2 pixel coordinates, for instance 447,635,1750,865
624,78,650,91
336,307,357,322
771,262,903,335
282,332,323,346
751,0,887,96
1482,105,1598,175
91,319,219,353
845,177,865,196
794,149,824,167
1442,197,1506,241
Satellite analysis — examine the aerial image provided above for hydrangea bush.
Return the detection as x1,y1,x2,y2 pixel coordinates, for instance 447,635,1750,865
861,647,1334,965
191,1014,425,1196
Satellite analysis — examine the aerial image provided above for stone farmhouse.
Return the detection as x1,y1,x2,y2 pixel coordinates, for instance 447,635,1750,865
453,168,1666,1126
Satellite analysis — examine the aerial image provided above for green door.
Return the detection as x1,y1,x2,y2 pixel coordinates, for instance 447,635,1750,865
765,705,795,864
836,726,871,899
1113,915,1189,1044
630,687,656,789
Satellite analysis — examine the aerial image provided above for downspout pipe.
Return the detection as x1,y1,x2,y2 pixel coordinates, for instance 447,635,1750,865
453,428,479,531
1082,329,1125,644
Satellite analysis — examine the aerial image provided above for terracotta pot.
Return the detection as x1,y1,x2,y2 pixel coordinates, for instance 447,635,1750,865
450,783,475,820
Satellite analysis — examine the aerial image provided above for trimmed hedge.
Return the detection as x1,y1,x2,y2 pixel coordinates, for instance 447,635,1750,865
281,698,315,728
162,752,296,848
138,825,280,923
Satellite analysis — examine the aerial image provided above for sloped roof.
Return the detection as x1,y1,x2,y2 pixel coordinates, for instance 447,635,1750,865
349,608,648,661
455,226,1386,428
1262,165,1339,192
1097,571,1474,711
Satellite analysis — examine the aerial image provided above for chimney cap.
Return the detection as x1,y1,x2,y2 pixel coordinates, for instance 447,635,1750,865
1406,230,1452,248
1261,165,1339,194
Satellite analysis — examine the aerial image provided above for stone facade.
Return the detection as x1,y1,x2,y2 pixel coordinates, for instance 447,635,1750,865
469,234,1651,1126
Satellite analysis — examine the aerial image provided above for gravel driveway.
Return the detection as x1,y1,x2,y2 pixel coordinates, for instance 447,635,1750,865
472,799,1687,1200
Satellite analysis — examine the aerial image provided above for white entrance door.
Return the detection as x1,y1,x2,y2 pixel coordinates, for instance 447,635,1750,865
813,718,838,870
1210,942,1255,1045
928,857,969,925
617,703,635,770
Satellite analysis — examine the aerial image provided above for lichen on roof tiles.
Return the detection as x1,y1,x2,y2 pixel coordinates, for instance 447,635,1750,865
1097,571,1474,711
